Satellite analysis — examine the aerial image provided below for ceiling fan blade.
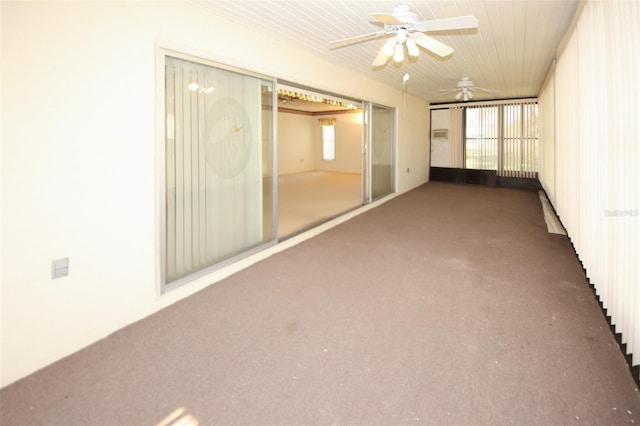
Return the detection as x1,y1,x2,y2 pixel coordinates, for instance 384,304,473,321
410,33,454,57
329,30,387,49
474,87,500,95
435,90,458,97
415,15,479,32
372,45,391,67
370,12,401,25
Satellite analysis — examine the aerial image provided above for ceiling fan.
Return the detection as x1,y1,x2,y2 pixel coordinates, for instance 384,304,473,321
329,4,478,67
439,77,499,101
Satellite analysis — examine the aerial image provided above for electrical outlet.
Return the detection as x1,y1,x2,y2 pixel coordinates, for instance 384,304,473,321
52,257,69,279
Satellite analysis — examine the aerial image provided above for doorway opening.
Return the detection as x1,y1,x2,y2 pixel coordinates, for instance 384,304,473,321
276,84,364,238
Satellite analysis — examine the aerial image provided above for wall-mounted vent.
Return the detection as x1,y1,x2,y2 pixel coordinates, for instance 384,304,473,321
432,128,448,139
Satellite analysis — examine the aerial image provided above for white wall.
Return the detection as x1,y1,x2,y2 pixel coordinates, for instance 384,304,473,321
429,109,451,167
0,1,430,387
396,98,431,190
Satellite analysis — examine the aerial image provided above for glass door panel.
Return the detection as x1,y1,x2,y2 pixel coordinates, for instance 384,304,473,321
163,55,276,290
367,104,395,201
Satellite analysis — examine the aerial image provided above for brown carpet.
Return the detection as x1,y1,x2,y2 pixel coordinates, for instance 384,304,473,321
2,182,639,425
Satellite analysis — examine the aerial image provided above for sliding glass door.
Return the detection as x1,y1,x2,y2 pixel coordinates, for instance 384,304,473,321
161,54,396,291
364,103,395,202
162,54,276,291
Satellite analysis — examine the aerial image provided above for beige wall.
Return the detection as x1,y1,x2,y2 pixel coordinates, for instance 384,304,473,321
278,111,363,175
277,113,315,175
0,1,430,387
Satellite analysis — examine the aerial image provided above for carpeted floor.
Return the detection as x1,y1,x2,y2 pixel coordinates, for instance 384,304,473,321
277,171,362,238
1,182,639,425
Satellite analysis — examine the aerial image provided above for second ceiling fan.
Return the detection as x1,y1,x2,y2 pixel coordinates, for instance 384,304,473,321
329,4,478,67
439,77,499,101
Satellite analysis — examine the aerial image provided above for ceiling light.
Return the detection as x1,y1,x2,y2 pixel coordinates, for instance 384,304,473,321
393,43,405,63
187,82,199,91
455,87,475,102
382,38,396,57
395,28,408,43
405,38,419,57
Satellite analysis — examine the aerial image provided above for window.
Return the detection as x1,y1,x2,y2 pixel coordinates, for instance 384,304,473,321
465,106,499,170
464,101,538,177
502,103,539,177
318,117,336,161
322,125,335,161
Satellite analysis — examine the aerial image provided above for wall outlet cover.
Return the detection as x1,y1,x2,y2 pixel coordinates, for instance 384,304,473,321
52,258,69,279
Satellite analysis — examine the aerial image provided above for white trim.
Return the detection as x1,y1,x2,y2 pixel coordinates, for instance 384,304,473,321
155,44,167,297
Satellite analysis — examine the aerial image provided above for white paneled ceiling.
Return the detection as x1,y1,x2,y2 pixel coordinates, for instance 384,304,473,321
192,0,578,104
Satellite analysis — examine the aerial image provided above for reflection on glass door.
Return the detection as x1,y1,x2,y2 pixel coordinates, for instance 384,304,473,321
163,54,276,291
364,103,395,202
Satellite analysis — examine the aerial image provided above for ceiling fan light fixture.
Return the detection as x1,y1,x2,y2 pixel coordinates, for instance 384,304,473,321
405,38,419,57
330,5,478,69
382,38,397,57
396,28,408,43
393,43,405,63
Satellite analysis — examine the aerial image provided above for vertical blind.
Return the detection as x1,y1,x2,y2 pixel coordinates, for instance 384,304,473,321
502,102,538,178
164,56,274,287
464,101,538,177
449,106,464,168
538,71,556,200
539,0,639,379
465,106,498,170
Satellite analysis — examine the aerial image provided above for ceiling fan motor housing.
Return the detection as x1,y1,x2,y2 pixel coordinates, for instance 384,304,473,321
392,4,418,24
457,77,474,88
